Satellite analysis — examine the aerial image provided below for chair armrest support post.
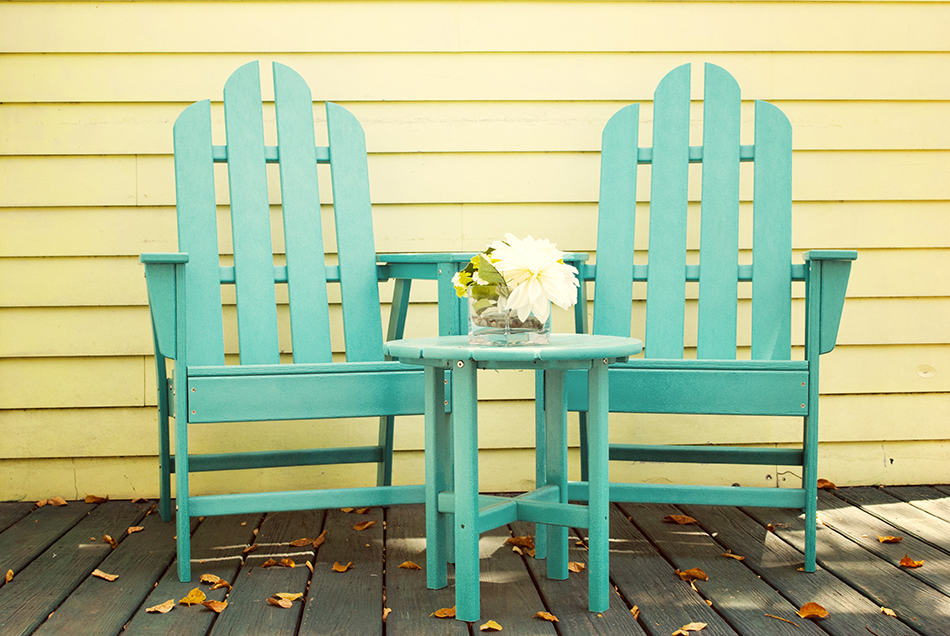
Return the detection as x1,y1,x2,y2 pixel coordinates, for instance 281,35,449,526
803,250,857,355
141,252,189,359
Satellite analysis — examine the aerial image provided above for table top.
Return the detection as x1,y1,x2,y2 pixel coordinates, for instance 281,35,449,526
385,334,642,366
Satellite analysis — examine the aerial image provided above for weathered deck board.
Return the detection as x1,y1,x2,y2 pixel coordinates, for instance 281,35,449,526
0,502,95,589
0,501,148,636
122,512,261,635
744,505,950,634
5,490,950,635
32,506,180,635
384,504,467,635
621,502,825,636
475,524,557,634
0,502,34,534
512,517,647,635
882,485,950,526
300,507,384,634
816,490,950,597
679,504,915,636
209,509,324,636
832,486,950,554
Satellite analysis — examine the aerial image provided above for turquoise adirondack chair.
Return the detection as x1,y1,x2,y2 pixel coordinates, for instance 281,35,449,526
140,62,425,581
565,63,856,571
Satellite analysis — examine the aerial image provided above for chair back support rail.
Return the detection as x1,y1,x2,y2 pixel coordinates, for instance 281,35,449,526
563,63,856,572
141,62,425,582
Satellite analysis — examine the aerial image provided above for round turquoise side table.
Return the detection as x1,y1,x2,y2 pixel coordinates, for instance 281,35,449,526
385,334,643,622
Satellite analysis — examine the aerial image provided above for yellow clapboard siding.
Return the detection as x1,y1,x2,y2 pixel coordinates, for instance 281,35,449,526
4,150,948,208
2,345,946,410
5,100,950,155
5,2,950,53
2,203,947,260
1,249,945,309
9,438,950,501
7,393,949,460
3,296,946,357
5,53,950,103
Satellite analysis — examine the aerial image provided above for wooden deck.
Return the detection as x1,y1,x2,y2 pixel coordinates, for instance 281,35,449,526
2,486,950,635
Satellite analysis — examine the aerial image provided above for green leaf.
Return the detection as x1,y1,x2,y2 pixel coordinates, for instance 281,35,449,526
472,298,494,313
475,255,506,285
471,284,499,301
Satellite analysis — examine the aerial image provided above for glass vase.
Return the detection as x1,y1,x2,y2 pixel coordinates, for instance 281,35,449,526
468,294,550,346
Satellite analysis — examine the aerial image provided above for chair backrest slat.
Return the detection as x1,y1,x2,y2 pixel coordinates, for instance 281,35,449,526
750,100,793,360
273,62,333,363
326,102,384,362
644,64,691,359
223,62,281,364
696,64,741,359
591,104,640,338
174,101,226,365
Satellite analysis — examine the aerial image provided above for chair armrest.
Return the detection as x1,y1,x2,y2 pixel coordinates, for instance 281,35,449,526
140,253,189,358
803,250,857,355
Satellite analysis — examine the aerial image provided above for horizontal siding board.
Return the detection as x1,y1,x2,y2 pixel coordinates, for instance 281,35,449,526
5,101,950,156
7,439,950,501
2,204,948,260
4,151,949,208
2,345,946,410
2,297,948,357
5,2,950,53
5,53,950,103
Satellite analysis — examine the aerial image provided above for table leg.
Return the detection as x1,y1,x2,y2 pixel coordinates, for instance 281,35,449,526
544,368,568,580
453,360,480,622
587,359,610,613
534,370,547,560
425,366,449,589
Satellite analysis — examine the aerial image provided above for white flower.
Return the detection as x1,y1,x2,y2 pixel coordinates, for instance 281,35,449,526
487,233,579,323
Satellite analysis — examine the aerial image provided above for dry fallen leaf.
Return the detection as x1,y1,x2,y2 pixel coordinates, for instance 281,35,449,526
705,600,713,607
210,579,231,591
383,607,392,622
332,561,353,573
308,530,326,550
267,597,293,609
273,592,303,602
878,535,903,543
797,602,829,619
340,507,354,513
816,479,837,490
35,499,48,508
289,537,313,547
145,599,175,614
764,614,800,627
103,535,118,549
305,561,313,573
260,558,279,568
430,606,456,618
511,546,524,555
399,560,423,570
630,605,640,619
49,497,68,506
85,494,109,504
127,526,144,535
243,544,258,555
567,561,585,573
480,619,503,631
721,551,746,561
179,588,206,606
279,558,295,568
505,536,535,549
899,555,924,568
355,507,370,514
672,621,708,635
131,497,149,503
353,520,377,532
199,573,221,585
881,606,898,617
91,569,119,582
202,600,227,613
5,569,13,583
534,611,558,622
664,514,698,525
675,568,709,582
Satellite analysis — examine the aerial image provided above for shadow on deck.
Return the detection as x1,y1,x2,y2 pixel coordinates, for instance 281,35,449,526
2,485,949,635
